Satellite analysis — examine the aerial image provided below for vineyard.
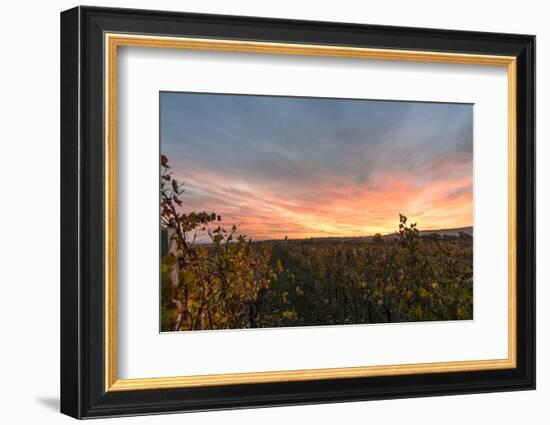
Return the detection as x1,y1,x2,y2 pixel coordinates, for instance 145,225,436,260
160,156,473,332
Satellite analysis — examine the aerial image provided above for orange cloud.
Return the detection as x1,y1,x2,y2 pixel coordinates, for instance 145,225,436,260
175,167,472,241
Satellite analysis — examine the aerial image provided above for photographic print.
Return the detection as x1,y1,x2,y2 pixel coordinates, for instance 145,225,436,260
61,9,535,416
160,92,473,332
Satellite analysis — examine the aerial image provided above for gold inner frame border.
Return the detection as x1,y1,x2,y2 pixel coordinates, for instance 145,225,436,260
104,33,517,392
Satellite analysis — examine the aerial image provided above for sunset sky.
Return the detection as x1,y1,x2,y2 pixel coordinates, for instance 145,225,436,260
160,92,473,241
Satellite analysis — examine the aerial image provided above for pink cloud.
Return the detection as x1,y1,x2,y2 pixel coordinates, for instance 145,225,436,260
172,165,472,241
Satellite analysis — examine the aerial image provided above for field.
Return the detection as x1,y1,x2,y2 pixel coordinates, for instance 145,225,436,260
160,209,473,332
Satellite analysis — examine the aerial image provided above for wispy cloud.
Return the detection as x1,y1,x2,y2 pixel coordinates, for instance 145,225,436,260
161,92,473,240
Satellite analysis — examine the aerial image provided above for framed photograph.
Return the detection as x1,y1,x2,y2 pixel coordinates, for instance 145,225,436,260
60,6,535,419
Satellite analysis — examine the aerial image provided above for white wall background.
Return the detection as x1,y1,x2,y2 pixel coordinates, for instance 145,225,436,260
0,0,545,423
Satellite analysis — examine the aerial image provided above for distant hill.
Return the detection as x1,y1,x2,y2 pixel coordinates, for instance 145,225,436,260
419,226,473,236
376,226,473,241
255,226,473,245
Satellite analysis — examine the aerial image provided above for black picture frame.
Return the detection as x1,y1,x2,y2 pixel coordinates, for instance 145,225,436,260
60,5,535,419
